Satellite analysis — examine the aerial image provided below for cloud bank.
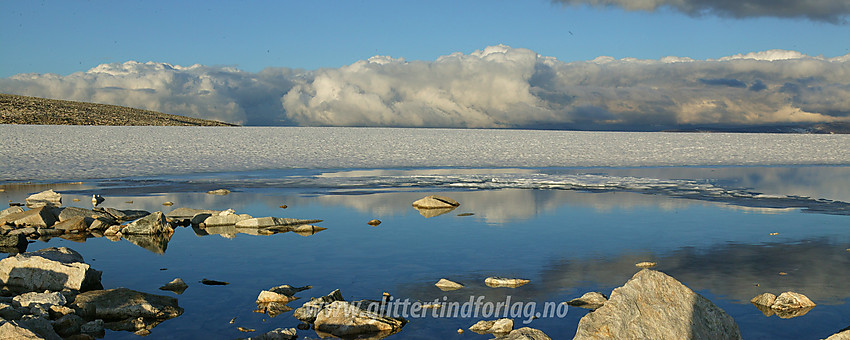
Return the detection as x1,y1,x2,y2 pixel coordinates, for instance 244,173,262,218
2,45,850,130
551,0,850,23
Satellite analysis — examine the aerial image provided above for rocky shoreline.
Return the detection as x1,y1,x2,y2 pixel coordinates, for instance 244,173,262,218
1,190,847,339
0,93,236,126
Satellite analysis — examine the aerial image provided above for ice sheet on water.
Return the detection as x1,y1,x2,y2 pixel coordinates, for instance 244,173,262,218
1,125,849,182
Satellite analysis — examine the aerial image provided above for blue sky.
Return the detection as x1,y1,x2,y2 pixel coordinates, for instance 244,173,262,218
1,0,849,129
2,0,847,77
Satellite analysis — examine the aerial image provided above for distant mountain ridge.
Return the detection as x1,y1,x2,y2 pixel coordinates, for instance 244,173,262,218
0,93,237,126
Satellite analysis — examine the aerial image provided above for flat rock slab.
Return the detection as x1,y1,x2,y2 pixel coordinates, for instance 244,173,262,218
574,269,741,340
235,217,323,229
202,214,253,227
0,247,102,292
71,287,183,320
25,190,62,208
0,207,57,228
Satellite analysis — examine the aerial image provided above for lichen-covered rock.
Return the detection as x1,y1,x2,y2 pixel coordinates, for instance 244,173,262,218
0,206,57,228
0,247,102,292
493,327,552,340
121,211,172,235
313,300,406,337
71,287,183,320
573,269,741,340
25,190,62,208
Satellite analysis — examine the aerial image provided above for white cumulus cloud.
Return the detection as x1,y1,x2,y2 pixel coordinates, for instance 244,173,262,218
2,45,850,130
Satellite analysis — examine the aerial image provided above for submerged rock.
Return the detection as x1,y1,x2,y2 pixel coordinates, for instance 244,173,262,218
567,292,608,309
25,190,62,208
573,269,741,340
0,247,102,292
435,278,464,291
485,277,530,288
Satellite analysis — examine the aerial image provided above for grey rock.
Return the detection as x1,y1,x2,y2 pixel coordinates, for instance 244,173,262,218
8,227,37,237
567,292,608,309
25,190,62,209
435,278,464,291
80,319,104,334
121,211,173,235
17,315,62,340
0,234,27,248
201,213,253,227
313,300,406,337
235,216,323,229
206,189,231,195
469,318,513,334
52,313,84,337
56,207,112,223
257,284,311,303
573,269,741,340
165,207,219,220
412,195,460,209
0,206,57,228
293,289,345,323
750,292,777,317
485,277,530,288
71,287,183,320
93,207,149,222
0,206,24,218
239,327,297,340
772,291,816,310
493,327,553,340
0,247,102,292
0,319,43,339
13,291,67,308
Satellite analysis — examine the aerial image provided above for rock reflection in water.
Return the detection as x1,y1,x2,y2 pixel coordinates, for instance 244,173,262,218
123,233,172,254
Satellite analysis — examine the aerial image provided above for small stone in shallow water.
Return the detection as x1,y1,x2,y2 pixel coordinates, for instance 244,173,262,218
368,219,381,226
435,278,464,290
229,317,236,324
279,205,288,209
485,277,530,288
779,272,788,276
162,202,174,206
635,261,657,268
207,189,231,195
457,213,474,216
769,232,779,236
201,278,229,285
72,199,80,202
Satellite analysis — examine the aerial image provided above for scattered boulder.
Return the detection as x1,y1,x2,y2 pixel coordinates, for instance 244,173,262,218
750,291,815,319
121,211,172,235
71,287,183,320
573,269,741,340
485,277,530,288
313,300,406,338
12,291,66,308
0,206,57,228
206,189,230,195
771,291,816,310
493,327,552,340
0,247,103,292
567,292,608,309
158,278,188,295
238,327,298,340
469,318,513,334
25,190,62,208
412,195,460,209
0,206,24,218
235,217,323,229
293,289,345,323
435,278,464,291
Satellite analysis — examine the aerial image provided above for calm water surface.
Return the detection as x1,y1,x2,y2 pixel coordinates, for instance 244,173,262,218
1,166,849,339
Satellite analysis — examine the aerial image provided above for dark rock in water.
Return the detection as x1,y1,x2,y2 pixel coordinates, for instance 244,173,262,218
0,247,102,292
493,327,552,340
16,315,62,340
0,206,57,228
159,278,188,295
567,292,608,309
200,278,229,286
573,269,741,340
25,190,62,209
71,287,183,320
121,211,173,235
313,300,406,338
293,289,345,323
